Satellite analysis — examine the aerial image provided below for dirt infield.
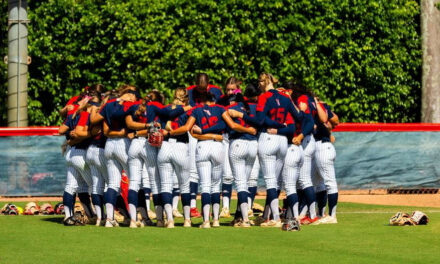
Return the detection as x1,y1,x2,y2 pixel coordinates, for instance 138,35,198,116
1,192,439,208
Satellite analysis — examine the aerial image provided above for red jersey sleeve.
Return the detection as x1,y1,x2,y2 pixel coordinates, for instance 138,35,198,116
77,112,90,127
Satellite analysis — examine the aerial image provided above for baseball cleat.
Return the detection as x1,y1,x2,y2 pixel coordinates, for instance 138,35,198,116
148,210,157,219
212,220,220,228
166,220,175,229
156,219,166,227
318,216,338,224
173,209,184,218
301,216,320,225
183,219,192,228
199,221,211,229
63,217,76,226
260,220,282,228
190,207,202,218
219,208,231,218
254,216,269,226
129,220,140,228
248,209,254,217
234,220,251,228
105,219,119,228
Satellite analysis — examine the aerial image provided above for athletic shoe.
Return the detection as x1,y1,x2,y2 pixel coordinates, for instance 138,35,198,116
121,218,131,227
141,218,155,227
249,219,255,226
183,219,192,228
234,220,251,228
248,209,254,217
166,220,175,229
105,219,119,228
260,220,282,228
212,220,220,227
148,210,157,219
318,216,338,224
301,216,319,225
63,217,76,226
254,216,269,226
173,209,184,218
129,220,141,228
199,221,211,229
190,207,202,218
156,219,166,227
219,208,231,218
88,216,98,225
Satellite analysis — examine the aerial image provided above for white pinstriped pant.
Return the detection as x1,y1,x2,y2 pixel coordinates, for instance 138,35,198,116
188,133,199,183
128,137,148,192
312,141,338,194
86,145,108,195
144,142,161,195
222,134,234,185
248,155,260,188
104,137,130,192
196,140,224,193
229,139,258,192
157,140,190,194
298,135,316,190
65,146,92,194
172,172,179,189
282,144,304,196
258,133,287,190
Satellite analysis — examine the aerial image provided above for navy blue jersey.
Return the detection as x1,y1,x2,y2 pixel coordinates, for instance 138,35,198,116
314,103,334,142
190,104,226,135
228,102,257,141
187,84,223,107
242,89,313,136
167,109,190,143
99,98,128,131
65,112,92,149
127,101,184,125
86,115,107,148
298,94,320,133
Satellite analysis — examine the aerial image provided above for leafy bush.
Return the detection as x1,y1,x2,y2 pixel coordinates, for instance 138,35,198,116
1,0,422,125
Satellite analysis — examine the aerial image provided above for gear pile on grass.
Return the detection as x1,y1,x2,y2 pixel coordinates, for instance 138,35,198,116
389,211,429,226
0,202,64,216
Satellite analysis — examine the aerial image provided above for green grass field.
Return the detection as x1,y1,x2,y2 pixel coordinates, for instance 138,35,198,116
0,201,439,264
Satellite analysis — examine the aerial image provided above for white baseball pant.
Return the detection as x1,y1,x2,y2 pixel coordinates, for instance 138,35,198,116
188,133,199,183
196,140,224,194
248,155,260,188
104,137,130,192
282,144,304,196
222,134,234,185
67,147,93,194
258,132,288,190
157,140,190,194
86,145,108,195
298,135,316,189
313,141,338,194
228,139,258,192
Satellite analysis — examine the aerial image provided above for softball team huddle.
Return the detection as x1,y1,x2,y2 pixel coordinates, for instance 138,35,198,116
58,72,339,229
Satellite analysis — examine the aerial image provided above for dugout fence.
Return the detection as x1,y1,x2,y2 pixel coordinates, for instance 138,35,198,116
0,124,439,197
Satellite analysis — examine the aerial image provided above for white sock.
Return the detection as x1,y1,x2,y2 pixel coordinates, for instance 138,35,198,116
240,202,249,222
299,205,308,217
164,204,173,222
128,204,137,221
139,207,148,220
309,202,317,219
330,205,337,218
172,196,179,210
94,205,102,219
222,197,230,210
247,197,252,210
106,203,114,220
155,205,163,221
146,199,151,211
191,199,196,208
64,206,72,219
203,204,210,222
293,202,299,219
183,205,190,220
269,198,280,221
213,203,220,220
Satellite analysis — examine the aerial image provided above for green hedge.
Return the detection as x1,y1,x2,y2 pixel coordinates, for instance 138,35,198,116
1,0,421,125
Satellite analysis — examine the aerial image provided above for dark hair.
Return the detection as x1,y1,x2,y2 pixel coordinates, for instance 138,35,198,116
88,84,106,95
193,87,216,104
244,82,260,102
145,90,164,104
196,73,209,92
284,80,313,102
228,93,250,115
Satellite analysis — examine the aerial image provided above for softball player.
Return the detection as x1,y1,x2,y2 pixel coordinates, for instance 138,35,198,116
229,73,312,227
313,101,339,224
171,91,253,228
187,73,223,218
125,91,188,228
90,85,138,227
157,88,193,228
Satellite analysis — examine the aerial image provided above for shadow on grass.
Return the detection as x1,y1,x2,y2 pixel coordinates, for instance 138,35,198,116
41,217,64,224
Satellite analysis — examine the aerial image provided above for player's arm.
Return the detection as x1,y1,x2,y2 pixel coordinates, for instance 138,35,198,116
329,112,339,128
190,131,223,142
267,124,295,138
315,98,328,123
221,112,256,135
152,104,189,118
125,115,149,131
59,105,72,118
169,116,196,136
103,121,127,138
74,124,91,139
90,105,105,125
58,124,69,135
